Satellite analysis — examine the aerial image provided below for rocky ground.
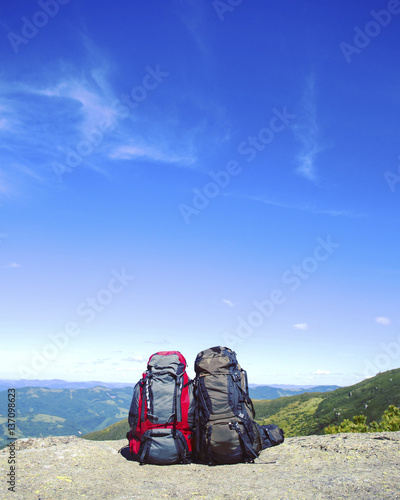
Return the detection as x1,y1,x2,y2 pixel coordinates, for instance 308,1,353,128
1,432,399,499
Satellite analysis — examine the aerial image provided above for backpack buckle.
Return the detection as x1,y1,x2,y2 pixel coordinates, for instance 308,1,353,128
228,421,240,433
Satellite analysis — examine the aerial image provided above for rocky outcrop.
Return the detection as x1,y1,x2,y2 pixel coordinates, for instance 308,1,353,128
1,432,399,499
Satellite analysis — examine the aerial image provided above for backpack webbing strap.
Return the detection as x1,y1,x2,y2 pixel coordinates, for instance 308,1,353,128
172,375,180,437
140,380,146,424
140,374,160,423
231,375,255,418
139,440,150,465
205,425,213,465
182,379,192,388
194,380,201,458
171,374,189,464
197,378,211,421
229,421,258,462
174,434,188,464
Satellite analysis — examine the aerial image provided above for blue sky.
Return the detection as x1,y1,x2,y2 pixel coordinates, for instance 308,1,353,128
0,0,399,387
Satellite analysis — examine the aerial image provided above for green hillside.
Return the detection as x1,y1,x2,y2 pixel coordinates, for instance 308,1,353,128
83,418,130,441
3,370,399,446
0,386,134,448
84,369,400,441
249,384,338,400
254,368,400,437
254,393,325,436
313,369,400,433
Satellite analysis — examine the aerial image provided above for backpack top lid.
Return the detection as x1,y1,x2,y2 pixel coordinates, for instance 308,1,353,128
194,346,238,375
147,351,187,375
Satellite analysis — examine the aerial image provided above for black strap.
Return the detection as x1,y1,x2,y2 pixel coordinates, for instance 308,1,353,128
140,374,161,422
174,434,188,463
139,441,149,465
171,376,188,464
194,380,201,459
197,378,211,421
206,426,213,465
231,374,255,418
229,421,258,462
172,376,179,437
176,374,184,422
140,381,146,423
183,379,192,388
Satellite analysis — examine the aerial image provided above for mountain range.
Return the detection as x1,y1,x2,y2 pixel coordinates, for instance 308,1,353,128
249,384,339,400
254,368,400,436
0,379,338,393
84,368,400,442
1,369,398,447
0,380,337,448
0,386,133,449
0,379,137,392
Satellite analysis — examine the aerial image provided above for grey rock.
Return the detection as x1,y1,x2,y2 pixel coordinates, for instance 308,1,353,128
1,432,399,499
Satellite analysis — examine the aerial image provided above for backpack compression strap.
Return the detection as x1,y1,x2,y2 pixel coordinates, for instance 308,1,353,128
205,425,213,465
231,374,256,418
229,421,258,462
172,374,179,437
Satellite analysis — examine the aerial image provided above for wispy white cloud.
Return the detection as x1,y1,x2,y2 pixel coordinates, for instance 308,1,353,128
222,299,234,308
0,178,11,196
338,352,355,357
93,358,112,365
292,75,322,182
144,338,171,345
314,208,365,217
115,367,142,372
174,0,210,59
313,369,331,375
0,118,9,130
293,323,308,330
12,164,48,184
32,76,122,134
239,194,366,218
0,38,198,197
0,100,18,134
375,316,391,325
123,356,145,363
0,77,108,193
109,144,195,166
2,262,21,269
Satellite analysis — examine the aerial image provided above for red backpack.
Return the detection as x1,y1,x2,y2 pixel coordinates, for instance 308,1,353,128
127,351,195,464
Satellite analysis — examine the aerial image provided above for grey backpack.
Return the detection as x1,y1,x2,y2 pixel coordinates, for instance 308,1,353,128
127,351,195,464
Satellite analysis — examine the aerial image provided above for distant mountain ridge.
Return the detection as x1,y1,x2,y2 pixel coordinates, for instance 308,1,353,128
255,368,400,437
5,373,392,447
0,379,339,447
0,379,339,393
0,379,137,392
0,386,133,449
83,368,400,442
248,383,330,389
249,385,339,400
